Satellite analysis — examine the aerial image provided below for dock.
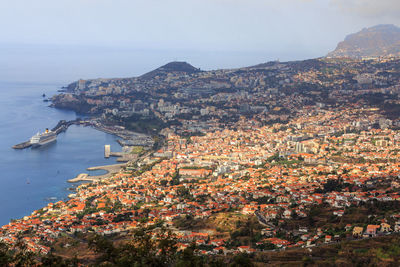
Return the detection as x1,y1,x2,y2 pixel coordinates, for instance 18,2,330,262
109,151,138,162
12,141,32,149
68,173,91,183
51,119,82,134
68,163,126,183
12,119,81,149
86,163,126,173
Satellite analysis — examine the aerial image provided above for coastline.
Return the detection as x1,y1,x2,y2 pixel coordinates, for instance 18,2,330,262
5,84,156,225
0,82,154,227
0,90,127,226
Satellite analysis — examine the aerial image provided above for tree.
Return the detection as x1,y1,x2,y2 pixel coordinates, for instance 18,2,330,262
322,179,343,193
88,226,180,266
177,187,191,199
0,241,12,266
171,172,180,186
88,234,115,263
175,243,203,267
12,238,36,267
230,253,254,267
40,253,79,267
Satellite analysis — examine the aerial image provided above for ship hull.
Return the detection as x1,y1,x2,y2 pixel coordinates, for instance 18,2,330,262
30,130,57,148
31,137,57,148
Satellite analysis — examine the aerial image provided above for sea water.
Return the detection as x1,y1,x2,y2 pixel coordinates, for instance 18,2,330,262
0,81,121,226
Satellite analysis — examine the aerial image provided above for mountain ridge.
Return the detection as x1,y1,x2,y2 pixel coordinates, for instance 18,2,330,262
328,24,400,58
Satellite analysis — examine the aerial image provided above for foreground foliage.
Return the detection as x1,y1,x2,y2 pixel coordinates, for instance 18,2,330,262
0,227,255,267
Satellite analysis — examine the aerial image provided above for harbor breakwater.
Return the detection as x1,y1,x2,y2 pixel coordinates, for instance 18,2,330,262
12,119,84,149
67,163,127,183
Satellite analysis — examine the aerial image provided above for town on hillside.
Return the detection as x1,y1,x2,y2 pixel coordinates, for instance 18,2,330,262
3,98,400,264
4,41,400,264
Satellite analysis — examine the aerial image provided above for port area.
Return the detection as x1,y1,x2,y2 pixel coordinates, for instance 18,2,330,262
12,119,81,149
67,163,126,183
12,119,154,150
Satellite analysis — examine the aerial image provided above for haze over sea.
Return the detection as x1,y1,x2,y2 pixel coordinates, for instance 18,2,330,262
0,44,319,83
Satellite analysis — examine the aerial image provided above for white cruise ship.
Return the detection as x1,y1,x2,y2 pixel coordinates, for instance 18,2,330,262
30,128,57,147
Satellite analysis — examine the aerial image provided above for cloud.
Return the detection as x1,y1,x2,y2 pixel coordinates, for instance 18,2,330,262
331,0,400,19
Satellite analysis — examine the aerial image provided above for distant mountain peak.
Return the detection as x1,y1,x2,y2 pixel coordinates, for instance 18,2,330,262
364,24,398,31
328,24,400,59
160,61,199,71
140,61,201,79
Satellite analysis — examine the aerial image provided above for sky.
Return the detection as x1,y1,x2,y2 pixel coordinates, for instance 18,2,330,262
0,0,399,82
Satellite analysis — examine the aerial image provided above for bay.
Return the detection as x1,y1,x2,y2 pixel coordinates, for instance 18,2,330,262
0,81,121,226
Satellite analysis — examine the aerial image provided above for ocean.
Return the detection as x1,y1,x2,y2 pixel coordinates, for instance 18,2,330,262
0,81,121,226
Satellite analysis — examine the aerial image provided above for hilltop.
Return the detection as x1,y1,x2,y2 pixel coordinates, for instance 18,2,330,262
140,61,201,80
328,24,400,58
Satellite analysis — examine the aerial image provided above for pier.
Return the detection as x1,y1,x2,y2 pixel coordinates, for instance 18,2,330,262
68,163,126,183
68,173,90,183
12,141,32,149
12,119,82,149
51,119,83,134
109,151,138,162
